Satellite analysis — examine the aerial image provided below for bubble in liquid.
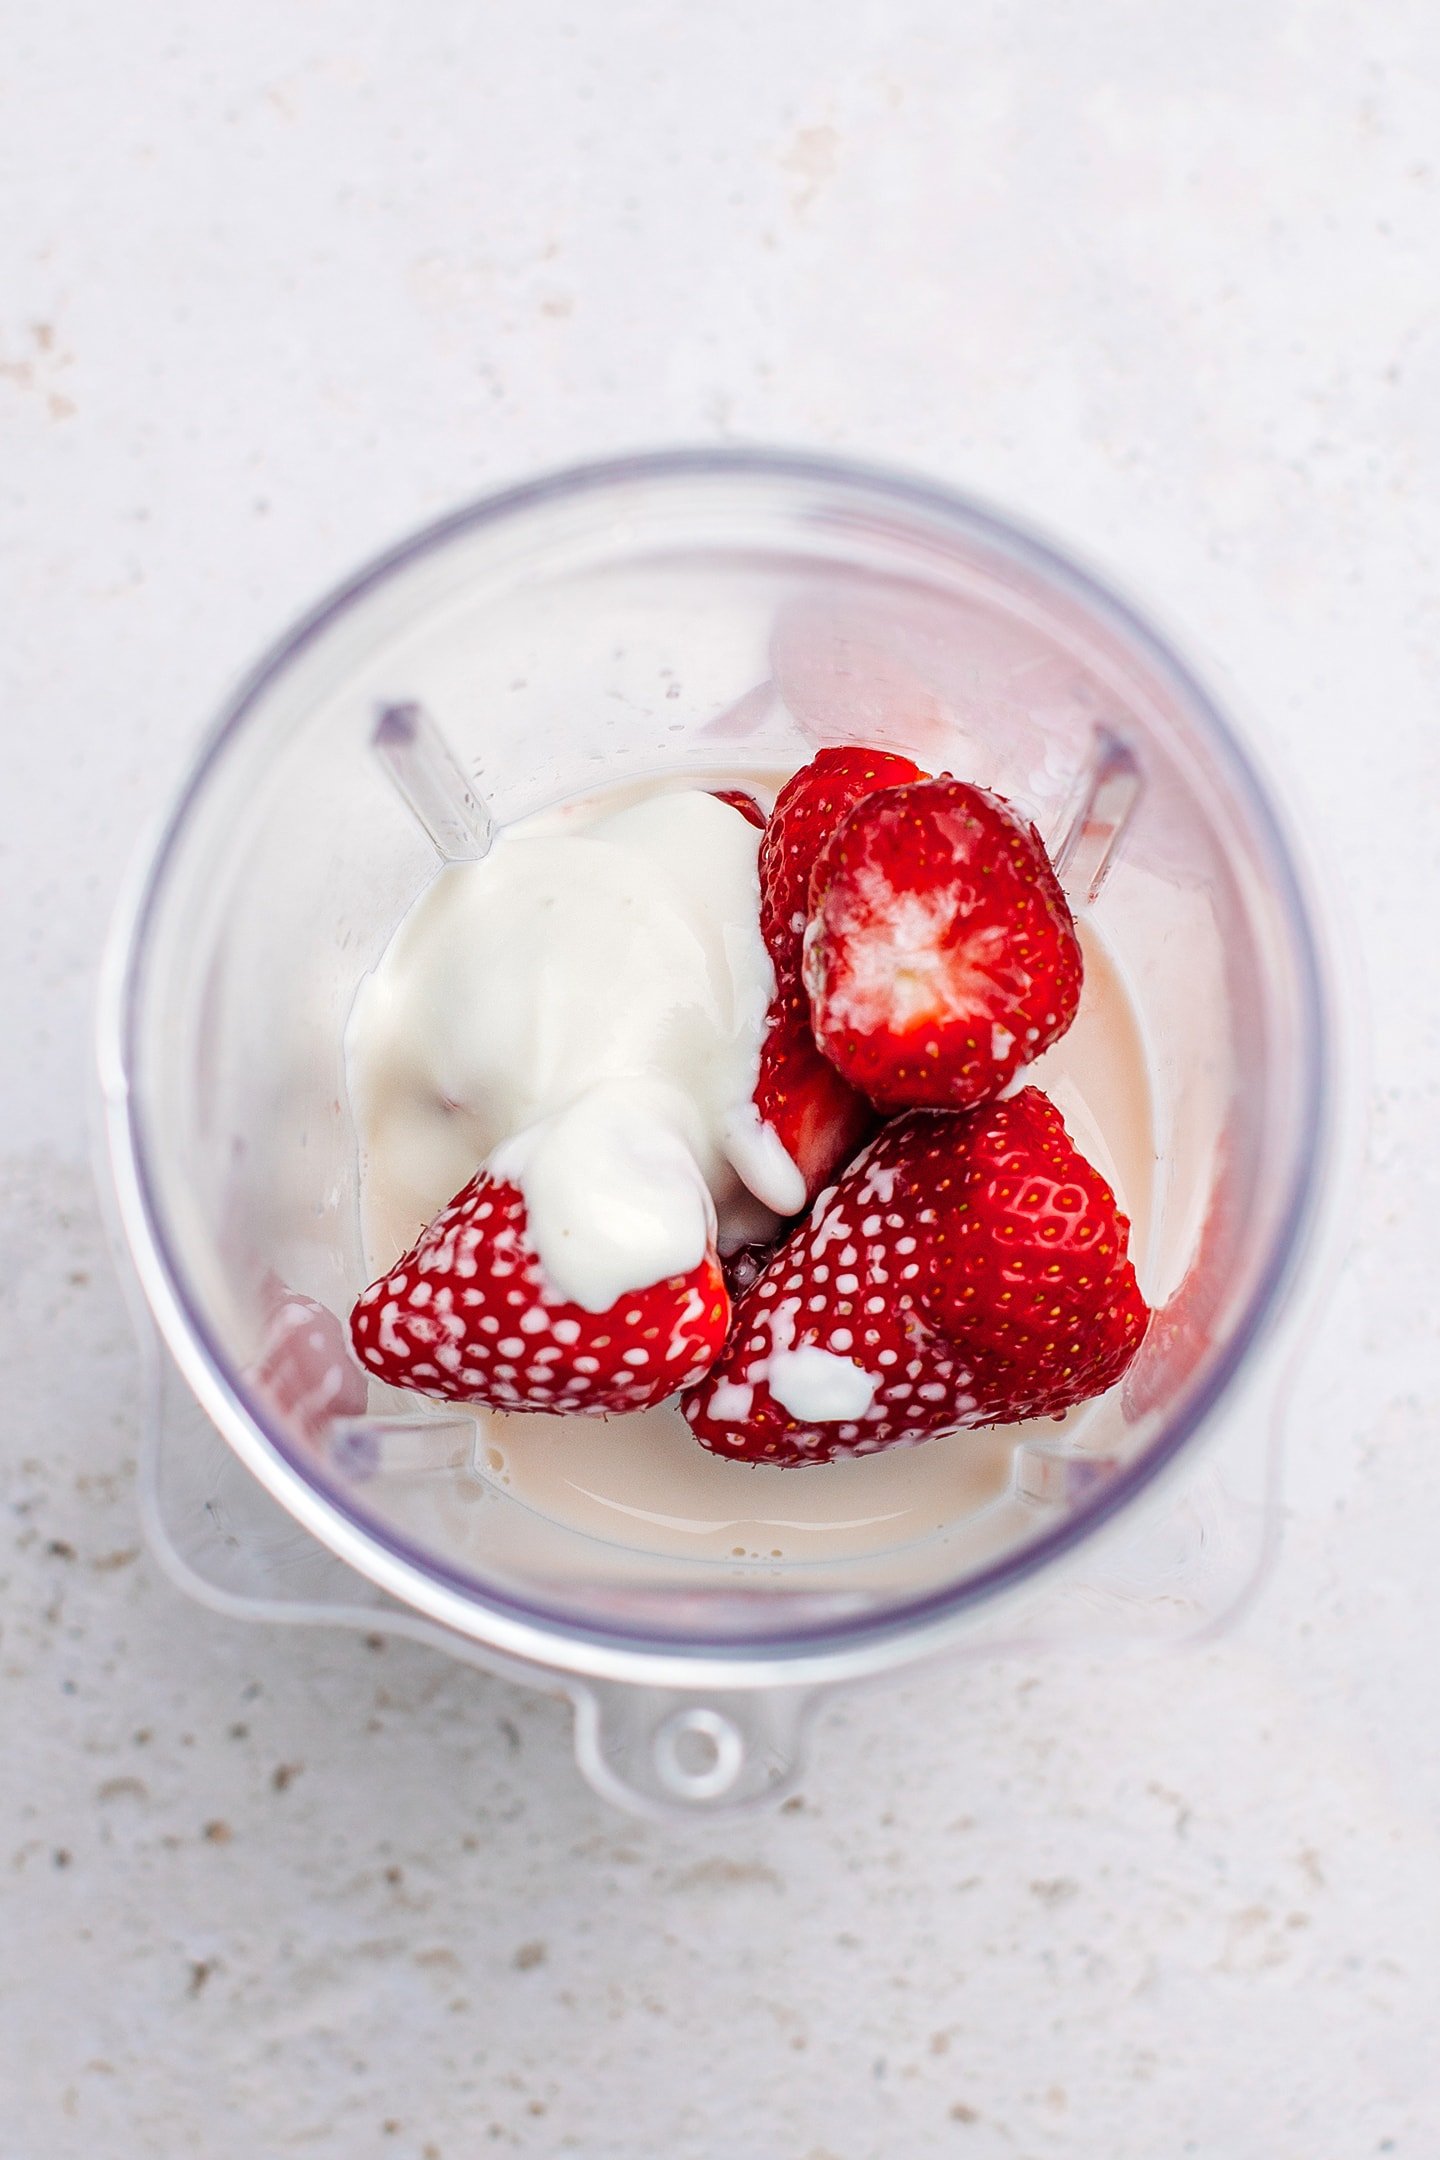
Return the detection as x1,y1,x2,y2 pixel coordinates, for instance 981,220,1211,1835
485,1446,506,1474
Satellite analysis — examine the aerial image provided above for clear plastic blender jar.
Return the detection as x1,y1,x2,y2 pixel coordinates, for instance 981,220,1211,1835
97,451,1340,1819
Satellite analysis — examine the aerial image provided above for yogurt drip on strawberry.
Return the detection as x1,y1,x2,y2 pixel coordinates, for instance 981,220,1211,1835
347,787,803,1309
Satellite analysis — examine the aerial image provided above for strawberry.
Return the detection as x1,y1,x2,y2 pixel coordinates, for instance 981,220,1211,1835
752,746,922,1204
802,777,1082,1112
350,1169,730,1416
683,1116,994,1465
758,745,924,962
753,973,876,1205
917,1086,1148,1417
682,1096,1147,1465
710,786,767,830
251,1280,368,1443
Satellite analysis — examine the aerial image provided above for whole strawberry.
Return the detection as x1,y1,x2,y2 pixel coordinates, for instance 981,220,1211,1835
683,1092,1147,1465
803,777,1082,1112
351,1169,730,1416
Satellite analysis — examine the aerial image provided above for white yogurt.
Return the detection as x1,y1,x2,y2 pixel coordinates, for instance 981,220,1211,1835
347,787,790,1306
488,1078,715,1312
767,1345,880,1422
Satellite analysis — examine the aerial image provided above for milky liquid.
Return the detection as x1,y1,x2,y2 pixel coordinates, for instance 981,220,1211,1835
349,788,1156,1567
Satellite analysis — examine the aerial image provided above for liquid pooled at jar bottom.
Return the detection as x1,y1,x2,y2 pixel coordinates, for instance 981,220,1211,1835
347,786,1155,1566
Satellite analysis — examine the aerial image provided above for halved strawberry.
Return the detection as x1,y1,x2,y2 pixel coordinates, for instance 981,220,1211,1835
350,1170,730,1416
918,1086,1148,1416
753,974,876,1205
683,1096,1147,1465
803,778,1082,1111
758,745,924,962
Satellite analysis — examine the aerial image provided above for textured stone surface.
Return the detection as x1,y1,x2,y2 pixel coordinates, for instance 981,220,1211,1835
4,2,1440,2154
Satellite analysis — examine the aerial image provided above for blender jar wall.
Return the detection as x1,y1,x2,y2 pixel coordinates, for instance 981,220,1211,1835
112,454,1326,1671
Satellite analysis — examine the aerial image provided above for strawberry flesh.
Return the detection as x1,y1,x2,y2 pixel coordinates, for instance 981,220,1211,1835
803,777,1082,1112
350,1169,730,1416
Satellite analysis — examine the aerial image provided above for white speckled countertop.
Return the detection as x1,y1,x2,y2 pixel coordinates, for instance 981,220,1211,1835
4,4,1439,2154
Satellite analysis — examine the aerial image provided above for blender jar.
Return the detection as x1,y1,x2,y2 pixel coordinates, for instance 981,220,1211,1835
97,451,1338,1819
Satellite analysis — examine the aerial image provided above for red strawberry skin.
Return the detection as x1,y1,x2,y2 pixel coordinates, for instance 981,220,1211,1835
759,745,924,961
753,747,922,1204
803,778,1082,1112
683,1118,999,1466
918,1087,1148,1418
709,786,768,830
753,974,876,1204
350,1171,730,1416
683,1096,1147,1465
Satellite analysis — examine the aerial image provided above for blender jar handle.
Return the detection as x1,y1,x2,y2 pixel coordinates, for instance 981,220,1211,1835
571,1679,817,1820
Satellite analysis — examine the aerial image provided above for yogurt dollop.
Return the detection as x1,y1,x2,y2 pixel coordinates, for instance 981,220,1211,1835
347,788,802,1309
766,1344,880,1423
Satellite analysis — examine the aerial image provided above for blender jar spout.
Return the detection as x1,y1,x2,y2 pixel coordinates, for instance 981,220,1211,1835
570,1679,817,1822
